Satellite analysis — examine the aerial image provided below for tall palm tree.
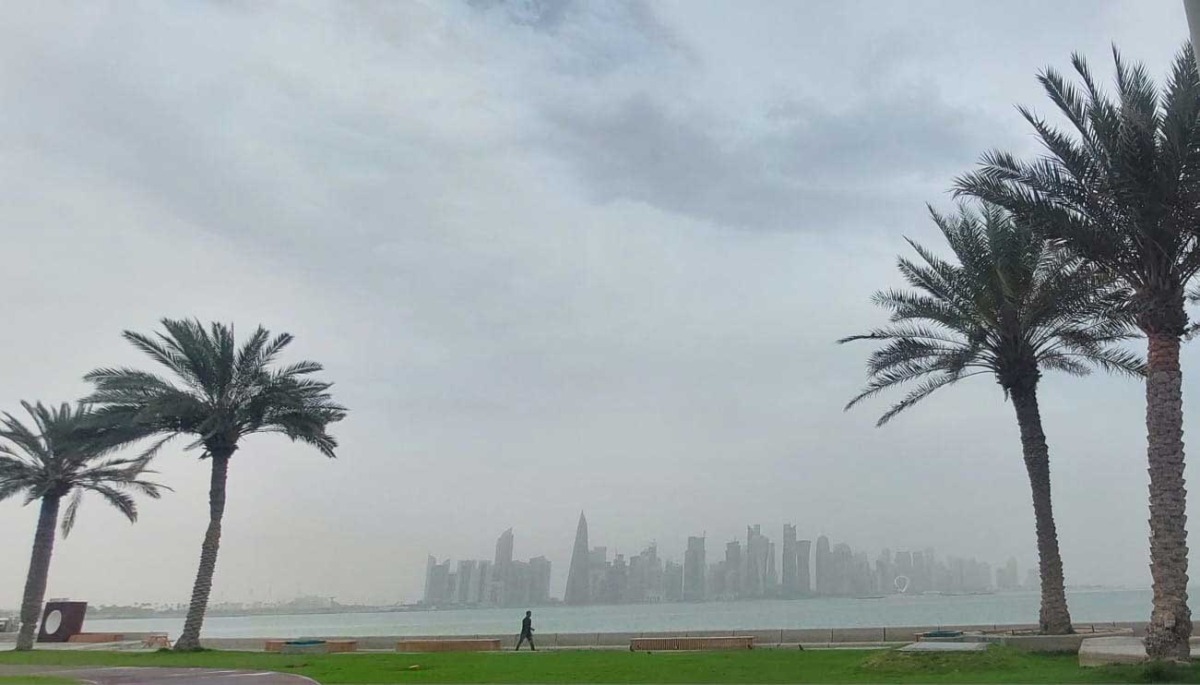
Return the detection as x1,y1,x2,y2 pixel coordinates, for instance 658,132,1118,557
957,46,1200,660
0,401,164,651
83,319,347,651
841,203,1141,635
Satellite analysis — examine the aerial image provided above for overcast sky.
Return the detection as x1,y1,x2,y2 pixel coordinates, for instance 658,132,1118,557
0,0,1195,608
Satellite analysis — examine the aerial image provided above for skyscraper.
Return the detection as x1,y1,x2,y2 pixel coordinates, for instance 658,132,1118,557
529,556,552,604
814,535,831,595
564,512,591,605
683,536,706,601
781,525,798,596
743,525,773,598
423,555,452,605
797,539,811,594
457,560,479,604
495,528,514,568
724,540,743,598
494,528,514,605
664,561,683,602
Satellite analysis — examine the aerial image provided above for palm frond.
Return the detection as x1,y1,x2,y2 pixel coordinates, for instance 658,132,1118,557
844,201,1141,424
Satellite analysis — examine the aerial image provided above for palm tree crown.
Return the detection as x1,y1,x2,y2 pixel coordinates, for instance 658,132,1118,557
842,203,1140,423
0,401,164,533
83,319,346,459
1,400,165,650
82,318,346,651
956,46,1200,335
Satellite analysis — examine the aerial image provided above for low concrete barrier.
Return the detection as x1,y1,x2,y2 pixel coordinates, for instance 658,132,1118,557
553,632,598,647
397,638,501,652
595,632,637,647
630,636,755,651
881,626,936,643
832,627,886,643
782,628,834,643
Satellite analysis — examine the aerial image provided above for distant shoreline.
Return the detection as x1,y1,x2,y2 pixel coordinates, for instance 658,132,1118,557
74,586,1144,621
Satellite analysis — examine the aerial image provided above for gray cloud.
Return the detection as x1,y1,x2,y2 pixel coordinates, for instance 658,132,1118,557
540,85,984,232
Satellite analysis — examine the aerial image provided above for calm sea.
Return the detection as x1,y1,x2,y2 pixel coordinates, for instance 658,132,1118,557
82,589,1154,638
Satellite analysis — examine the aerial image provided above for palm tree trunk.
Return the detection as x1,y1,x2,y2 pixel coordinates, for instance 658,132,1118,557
16,495,61,651
1009,384,1072,635
1143,332,1192,661
174,454,230,651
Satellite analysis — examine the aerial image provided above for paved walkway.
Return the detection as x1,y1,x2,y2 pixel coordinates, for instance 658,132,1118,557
0,665,318,684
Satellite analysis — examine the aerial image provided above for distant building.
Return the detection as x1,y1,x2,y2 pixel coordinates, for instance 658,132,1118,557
996,558,1020,590
495,529,514,568
722,540,743,599
423,556,452,605
529,556,552,604
626,543,663,603
1024,568,1040,591
564,512,592,605
814,536,831,596
893,549,913,592
683,536,706,601
781,525,799,596
664,561,683,602
743,525,773,598
797,539,811,595
588,546,609,602
425,528,551,608
832,543,853,596
456,560,478,604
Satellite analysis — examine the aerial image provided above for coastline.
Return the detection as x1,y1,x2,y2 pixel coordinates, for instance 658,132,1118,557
67,589,1158,640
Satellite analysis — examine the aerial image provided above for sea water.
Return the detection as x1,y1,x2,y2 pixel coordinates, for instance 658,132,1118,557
82,588,1154,638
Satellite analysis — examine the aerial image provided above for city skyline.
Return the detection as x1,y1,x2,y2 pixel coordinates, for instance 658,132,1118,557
423,513,1030,608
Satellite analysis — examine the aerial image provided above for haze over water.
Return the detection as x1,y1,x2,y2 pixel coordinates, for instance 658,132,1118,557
84,589,1152,639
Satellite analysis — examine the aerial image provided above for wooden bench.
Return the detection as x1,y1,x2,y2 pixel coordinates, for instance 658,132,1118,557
629,636,755,651
396,638,502,653
264,639,357,653
68,633,125,643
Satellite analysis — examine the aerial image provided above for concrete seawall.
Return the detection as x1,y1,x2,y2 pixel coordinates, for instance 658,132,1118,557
195,621,1149,651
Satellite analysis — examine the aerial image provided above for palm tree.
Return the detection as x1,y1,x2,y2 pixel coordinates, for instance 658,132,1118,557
83,319,347,651
841,203,1140,635
0,401,165,651
957,46,1200,660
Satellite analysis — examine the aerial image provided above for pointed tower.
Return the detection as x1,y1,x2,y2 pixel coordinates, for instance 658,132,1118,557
564,512,591,605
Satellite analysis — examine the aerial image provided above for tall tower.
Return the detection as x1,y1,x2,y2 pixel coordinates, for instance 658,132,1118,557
495,528,514,567
683,536,706,601
493,528,514,605
564,512,591,605
781,525,798,596
814,535,831,595
797,539,812,594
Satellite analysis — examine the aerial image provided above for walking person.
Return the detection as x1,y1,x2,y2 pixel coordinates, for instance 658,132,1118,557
515,610,536,651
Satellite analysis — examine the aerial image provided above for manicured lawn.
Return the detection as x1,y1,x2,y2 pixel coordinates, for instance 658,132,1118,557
0,677,76,684
2,646,1200,683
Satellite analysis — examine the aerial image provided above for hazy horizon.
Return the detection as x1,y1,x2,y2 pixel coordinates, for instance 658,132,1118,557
1,0,1196,610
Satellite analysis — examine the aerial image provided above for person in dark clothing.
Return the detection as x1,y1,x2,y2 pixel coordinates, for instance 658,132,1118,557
515,610,535,651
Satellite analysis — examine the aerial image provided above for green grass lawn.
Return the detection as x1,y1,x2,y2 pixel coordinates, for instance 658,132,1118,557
0,677,76,684
3,647,1200,684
